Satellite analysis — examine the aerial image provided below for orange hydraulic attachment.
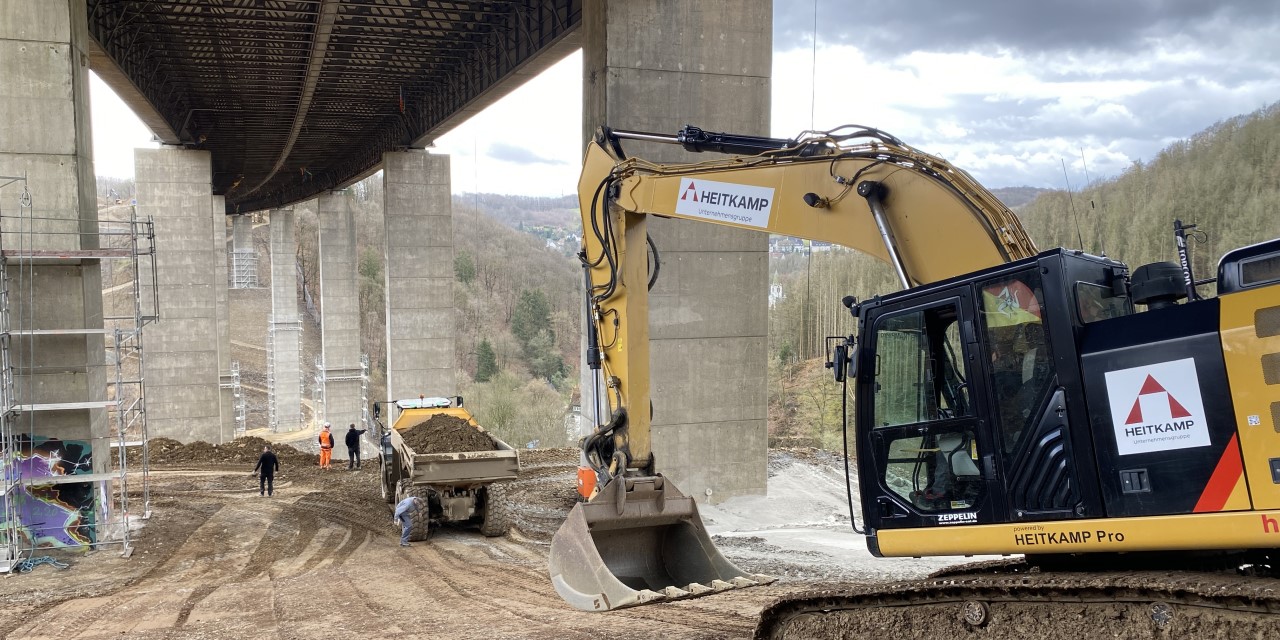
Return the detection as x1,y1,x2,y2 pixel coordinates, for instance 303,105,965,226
576,466,597,501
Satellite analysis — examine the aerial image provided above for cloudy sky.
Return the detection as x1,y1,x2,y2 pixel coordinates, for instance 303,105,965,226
91,0,1280,196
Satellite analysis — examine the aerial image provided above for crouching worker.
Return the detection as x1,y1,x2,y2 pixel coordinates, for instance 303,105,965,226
394,495,426,547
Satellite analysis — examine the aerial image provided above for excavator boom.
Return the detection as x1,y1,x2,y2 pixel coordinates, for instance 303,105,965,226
550,125,1039,612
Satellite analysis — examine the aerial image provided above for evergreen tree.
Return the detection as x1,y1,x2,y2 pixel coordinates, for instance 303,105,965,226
475,339,497,382
454,251,476,285
511,289,552,346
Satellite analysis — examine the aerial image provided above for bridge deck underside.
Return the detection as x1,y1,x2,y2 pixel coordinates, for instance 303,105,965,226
87,0,580,212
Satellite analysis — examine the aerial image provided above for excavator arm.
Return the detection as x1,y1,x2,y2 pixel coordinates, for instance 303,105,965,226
550,125,1037,612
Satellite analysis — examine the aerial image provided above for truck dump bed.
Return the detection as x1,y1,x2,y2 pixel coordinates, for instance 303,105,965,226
389,428,519,485
385,401,520,486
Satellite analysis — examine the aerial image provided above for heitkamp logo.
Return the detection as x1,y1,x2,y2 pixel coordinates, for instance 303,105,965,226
1105,358,1210,455
680,181,700,203
674,178,774,228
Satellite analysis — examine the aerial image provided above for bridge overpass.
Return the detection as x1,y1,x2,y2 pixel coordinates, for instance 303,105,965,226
0,0,771,551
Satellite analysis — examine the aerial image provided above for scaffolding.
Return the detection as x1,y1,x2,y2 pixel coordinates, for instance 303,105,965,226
0,176,157,570
312,354,368,430
230,361,246,436
231,249,257,289
266,321,302,432
312,356,326,427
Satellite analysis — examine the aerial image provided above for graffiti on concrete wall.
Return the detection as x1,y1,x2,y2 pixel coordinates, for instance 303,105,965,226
0,436,96,547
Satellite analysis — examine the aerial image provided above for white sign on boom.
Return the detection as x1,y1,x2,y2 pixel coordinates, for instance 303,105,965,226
674,178,775,229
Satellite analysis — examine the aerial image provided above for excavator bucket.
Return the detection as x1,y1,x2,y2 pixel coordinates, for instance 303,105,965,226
548,475,774,611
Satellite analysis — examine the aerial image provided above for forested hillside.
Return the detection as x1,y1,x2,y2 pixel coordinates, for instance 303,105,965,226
1018,103,1280,284
768,102,1280,447
297,184,581,449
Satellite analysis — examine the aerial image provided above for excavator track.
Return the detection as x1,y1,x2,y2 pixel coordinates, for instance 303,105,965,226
754,561,1280,639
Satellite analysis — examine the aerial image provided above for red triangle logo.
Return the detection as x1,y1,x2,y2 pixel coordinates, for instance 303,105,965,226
1138,375,1166,395
1125,398,1144,425
1168,395,1192,418
681,182,699,202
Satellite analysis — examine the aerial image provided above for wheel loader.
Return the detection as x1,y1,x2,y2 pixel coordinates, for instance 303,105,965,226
548,124,1280,635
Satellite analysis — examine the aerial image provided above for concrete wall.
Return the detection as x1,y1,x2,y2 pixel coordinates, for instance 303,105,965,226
317,190,362,436
381,151,455,401
582,0,771,504
268,208,303,431
136,147,224,443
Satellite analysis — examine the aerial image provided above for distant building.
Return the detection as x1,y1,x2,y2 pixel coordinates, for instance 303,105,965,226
769,283,785,308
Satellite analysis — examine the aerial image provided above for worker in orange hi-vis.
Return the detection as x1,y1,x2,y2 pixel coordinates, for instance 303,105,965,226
318,423,334,470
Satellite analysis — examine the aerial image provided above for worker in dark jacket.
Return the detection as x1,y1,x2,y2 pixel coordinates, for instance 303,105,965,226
253,445,280,497
346,423,367,470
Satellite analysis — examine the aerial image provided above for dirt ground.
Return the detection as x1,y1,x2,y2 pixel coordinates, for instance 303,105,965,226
0,448,970,639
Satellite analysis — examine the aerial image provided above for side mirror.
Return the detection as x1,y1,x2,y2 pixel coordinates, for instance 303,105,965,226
831,344,848,382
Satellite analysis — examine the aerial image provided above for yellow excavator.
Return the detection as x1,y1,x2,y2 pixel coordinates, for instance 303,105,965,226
549,124,1280,633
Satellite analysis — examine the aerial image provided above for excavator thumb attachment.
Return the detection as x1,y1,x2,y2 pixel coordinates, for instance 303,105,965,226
548,475,774,611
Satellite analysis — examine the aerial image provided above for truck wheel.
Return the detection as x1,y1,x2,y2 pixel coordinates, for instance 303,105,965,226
407,497,431,542
478,482,511,537
379,457,395,504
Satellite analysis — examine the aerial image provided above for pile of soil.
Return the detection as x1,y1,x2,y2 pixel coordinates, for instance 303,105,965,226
128,436,313,467
400,414,495,454
519,447,578,466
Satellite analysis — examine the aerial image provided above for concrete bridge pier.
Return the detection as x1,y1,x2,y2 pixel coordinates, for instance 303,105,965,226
135,147,224,443
213,196,233,438
583,0,772,504
317,190,362,439
268,208,303,432
1,0,110,541
381,151,455,401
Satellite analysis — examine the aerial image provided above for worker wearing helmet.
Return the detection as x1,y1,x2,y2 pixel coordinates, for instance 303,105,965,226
318,423,334,470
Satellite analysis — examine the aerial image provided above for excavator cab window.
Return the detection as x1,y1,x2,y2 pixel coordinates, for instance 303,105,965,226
870,300,985,513
871,305,970,426
979,270,1054,454
1075,282,1131,324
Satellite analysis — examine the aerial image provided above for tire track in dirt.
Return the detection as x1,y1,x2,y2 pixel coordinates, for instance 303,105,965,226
240,507,304,580
0,500,227,638
295,529,345,576
429,532,762,639
174,583,219,628
399,543,600,639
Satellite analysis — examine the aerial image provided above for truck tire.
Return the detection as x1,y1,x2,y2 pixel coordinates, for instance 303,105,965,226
478,482,511,537
379,455,396,504
407,498,431,542
396,483,431,543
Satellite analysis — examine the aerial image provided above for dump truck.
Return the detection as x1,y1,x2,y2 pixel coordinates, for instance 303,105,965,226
373,396,519,542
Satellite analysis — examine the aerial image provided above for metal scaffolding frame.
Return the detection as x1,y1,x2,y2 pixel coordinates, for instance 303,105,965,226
312,356,326,428
231,249,257,289
0,176,158,570
231,361,246,436
266,321,302,432
312,354,369,431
